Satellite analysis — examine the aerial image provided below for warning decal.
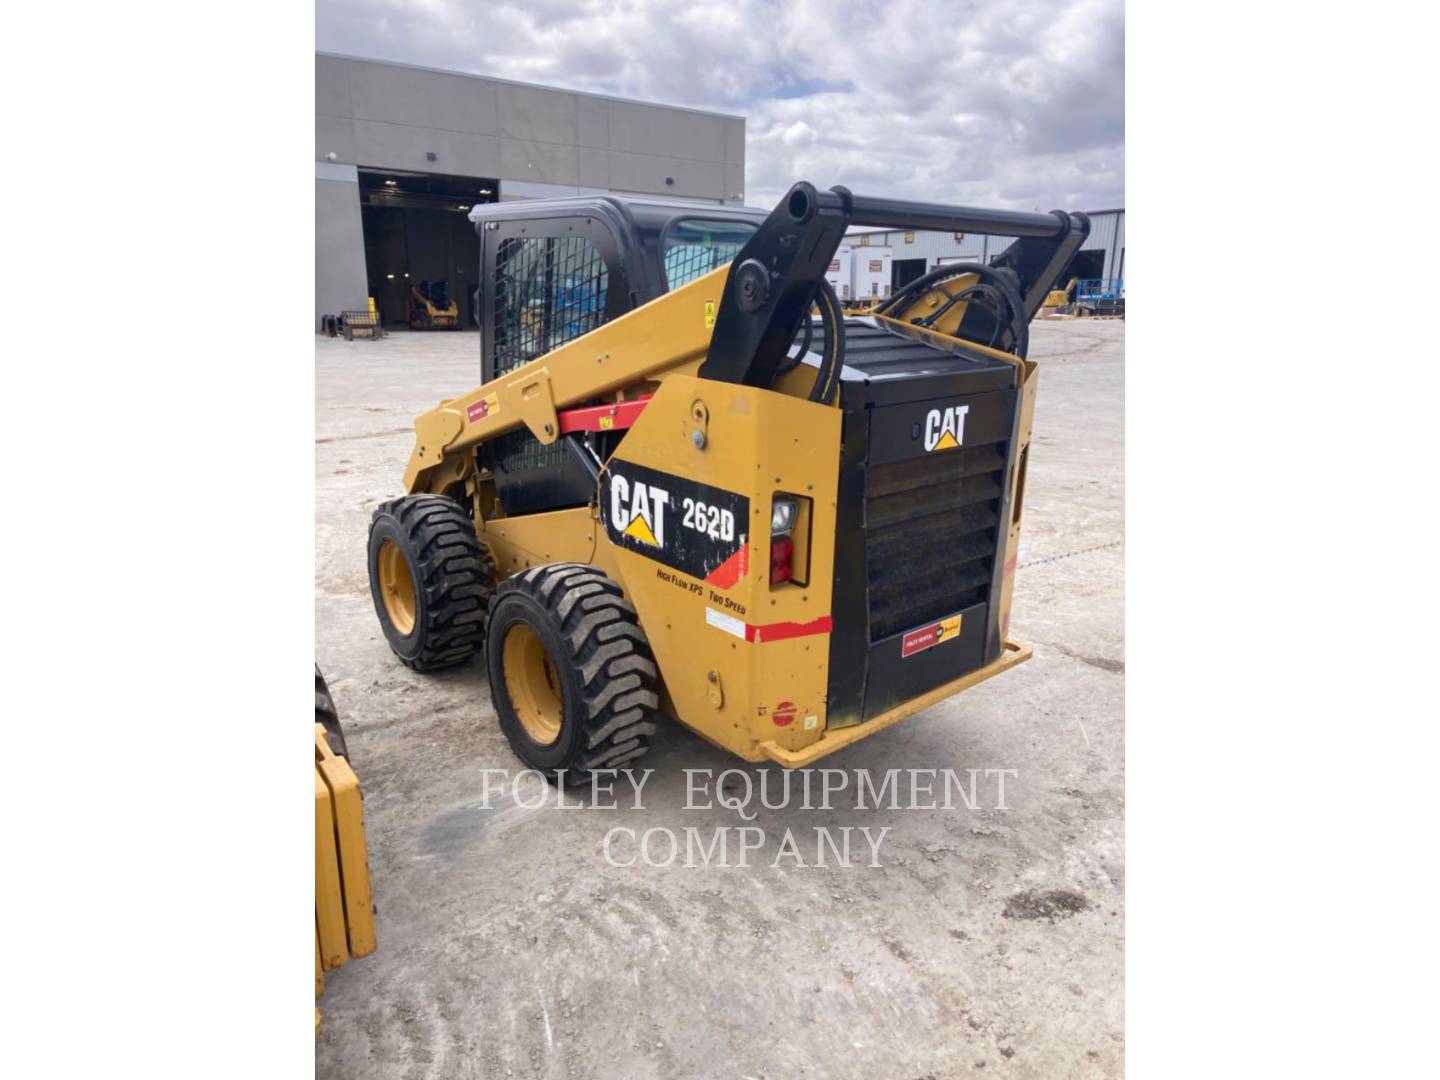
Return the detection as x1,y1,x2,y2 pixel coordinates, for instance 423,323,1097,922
900,613,963,658
467,393,499,423
602,461,749,584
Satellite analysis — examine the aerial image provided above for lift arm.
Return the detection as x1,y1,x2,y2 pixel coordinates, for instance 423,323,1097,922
403,182,1089,494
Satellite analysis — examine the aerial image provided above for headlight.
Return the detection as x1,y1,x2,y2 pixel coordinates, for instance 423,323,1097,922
771,497,798,537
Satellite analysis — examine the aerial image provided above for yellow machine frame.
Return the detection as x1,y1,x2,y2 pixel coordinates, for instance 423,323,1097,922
400,264,1038,766
315,725,375,1007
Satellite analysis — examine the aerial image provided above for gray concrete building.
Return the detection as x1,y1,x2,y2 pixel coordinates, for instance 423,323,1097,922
316,53,745,326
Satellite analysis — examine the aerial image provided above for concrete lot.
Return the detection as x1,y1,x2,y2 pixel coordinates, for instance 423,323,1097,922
315,319,1125,1079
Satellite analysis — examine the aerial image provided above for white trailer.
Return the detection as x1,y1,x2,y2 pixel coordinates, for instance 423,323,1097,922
851,245,893,302
825,247,854,301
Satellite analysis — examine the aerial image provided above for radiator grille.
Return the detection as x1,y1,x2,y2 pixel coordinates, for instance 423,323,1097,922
865,440,1007,642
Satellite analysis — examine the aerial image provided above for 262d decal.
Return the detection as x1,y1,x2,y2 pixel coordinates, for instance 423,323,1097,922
602,462,750,587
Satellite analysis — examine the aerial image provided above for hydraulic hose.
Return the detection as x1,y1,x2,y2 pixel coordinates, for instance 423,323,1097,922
808,278,845,403
876,261,1029,359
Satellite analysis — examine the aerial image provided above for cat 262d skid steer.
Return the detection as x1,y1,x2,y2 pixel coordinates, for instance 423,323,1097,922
366,182,1088,774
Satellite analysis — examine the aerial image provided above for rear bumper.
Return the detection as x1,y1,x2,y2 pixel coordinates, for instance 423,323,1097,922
757,639,1032,767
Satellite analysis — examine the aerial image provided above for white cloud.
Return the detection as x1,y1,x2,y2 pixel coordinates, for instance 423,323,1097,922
318,0,1123,211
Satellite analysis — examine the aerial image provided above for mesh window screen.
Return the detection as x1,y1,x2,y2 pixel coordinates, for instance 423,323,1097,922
494,236,609,376
663,218,756,289
491,235,610,475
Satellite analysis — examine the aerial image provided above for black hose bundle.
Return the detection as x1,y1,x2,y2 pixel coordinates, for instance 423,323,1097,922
875,262,1029,359
775,278,845,404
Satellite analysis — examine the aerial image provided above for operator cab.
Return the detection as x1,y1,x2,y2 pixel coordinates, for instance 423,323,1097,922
468,197,764,517
469,196,764,385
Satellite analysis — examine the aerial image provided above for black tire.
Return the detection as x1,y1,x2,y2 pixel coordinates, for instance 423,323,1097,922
315,664,349,759
367,495,496,672
486,563,658,777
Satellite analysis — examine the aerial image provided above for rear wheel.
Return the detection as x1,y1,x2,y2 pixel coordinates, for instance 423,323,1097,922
486,563,658,777
315,664,348,759
368,495,495,671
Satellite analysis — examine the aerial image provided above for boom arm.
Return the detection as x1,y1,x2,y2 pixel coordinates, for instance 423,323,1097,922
403,182,1089,494
403,265,725,493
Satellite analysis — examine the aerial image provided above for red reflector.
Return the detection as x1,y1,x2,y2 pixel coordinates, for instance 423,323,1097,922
770,537,794,585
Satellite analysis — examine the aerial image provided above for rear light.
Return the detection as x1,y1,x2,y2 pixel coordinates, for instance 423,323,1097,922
769,495,804,586
770,537,794,585
770,497,798,537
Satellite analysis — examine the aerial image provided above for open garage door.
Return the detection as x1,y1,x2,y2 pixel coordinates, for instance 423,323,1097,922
359,170,498,327
1062,249,1105,289
892,257,927,291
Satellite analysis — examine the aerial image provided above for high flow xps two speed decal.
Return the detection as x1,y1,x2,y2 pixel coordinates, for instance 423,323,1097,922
601,461,750,586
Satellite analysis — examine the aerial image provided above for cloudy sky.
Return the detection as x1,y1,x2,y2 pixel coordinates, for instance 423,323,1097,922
317,0,1124,211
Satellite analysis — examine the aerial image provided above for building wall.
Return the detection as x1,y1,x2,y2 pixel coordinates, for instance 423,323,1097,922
315,164,370,324
316,53,744,322
847,209,1125,284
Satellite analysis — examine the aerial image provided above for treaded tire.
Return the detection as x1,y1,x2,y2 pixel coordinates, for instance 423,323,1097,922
315,664,349,759
486,563,658,777
368,495,496,672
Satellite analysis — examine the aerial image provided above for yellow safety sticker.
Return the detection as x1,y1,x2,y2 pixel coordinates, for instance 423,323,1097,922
704,300,716,329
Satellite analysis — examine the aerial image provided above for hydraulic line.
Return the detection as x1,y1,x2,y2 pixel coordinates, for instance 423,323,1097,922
876,261,1029,359
774,278,844,404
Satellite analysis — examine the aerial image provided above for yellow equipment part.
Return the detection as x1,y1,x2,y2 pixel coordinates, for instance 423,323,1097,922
314,724,375,992
409,285,461,330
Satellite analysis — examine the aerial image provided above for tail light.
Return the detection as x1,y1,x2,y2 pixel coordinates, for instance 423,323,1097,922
769,495,808,587
770,537,795,585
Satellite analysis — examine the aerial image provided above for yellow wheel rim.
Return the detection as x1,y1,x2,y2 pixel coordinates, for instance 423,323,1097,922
377,539,417,635
503,623,564,745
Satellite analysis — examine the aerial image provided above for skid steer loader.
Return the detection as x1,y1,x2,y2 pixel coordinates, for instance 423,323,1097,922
366,183,1088,773
409,280,461,330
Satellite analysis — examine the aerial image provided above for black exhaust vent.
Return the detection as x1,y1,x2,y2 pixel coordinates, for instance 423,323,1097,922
864,440,1008,643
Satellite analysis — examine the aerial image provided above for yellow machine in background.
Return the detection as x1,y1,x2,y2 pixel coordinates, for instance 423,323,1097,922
366,182,1089,776
1041,277,1077,314
409,280,461,330
315,668,374,1025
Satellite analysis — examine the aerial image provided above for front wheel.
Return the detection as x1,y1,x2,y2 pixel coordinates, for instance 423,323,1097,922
486,564,658,777
367,495,495,671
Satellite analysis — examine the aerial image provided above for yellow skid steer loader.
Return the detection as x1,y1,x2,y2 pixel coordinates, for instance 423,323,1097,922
366,183,1088,773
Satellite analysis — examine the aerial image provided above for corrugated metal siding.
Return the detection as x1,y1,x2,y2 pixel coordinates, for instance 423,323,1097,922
1082,212,1117,253
848,208,1123,275
1105,213,1125,282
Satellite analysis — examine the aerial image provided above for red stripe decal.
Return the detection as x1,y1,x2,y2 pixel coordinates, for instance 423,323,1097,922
1004,554,1018,577
704,545,748,589
557,395,653,435
747,615,833,643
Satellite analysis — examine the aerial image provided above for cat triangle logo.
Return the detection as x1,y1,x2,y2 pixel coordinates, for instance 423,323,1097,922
623,513,658,546
609,473,669,548
923,404,970,452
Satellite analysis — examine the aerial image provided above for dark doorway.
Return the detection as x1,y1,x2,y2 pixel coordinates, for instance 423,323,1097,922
358,169,498,327
893,257,927,291
1062,249,1105,288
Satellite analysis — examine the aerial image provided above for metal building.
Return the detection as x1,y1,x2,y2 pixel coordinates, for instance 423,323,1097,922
315,53,746,327
844,208,1125,293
